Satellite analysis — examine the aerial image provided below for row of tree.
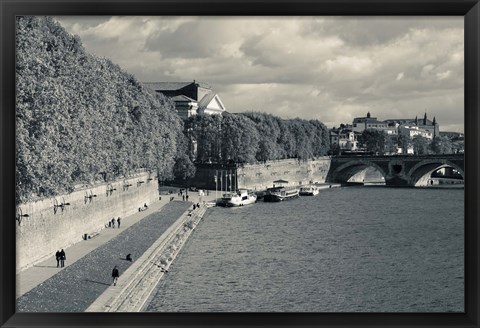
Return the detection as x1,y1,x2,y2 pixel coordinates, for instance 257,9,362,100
184,112,330,165
15,17,331,203
16,16,187,203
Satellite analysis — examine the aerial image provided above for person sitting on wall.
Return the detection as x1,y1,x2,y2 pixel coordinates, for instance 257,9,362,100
126,254,132,262
144,203,148,209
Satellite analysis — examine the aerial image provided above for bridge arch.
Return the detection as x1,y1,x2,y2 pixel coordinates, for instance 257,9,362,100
330,160,388,184
407,159,464,187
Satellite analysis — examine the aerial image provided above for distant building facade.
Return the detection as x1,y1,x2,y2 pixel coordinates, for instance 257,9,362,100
383,112,439,139
330,128,359,151
398,125,434,140
330,111,444,155
352,112,392,134
143,81,227,119
350,111,439,139
143,81,227,160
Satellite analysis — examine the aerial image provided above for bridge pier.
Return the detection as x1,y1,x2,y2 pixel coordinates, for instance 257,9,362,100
328,154,464,188
385,176,411,187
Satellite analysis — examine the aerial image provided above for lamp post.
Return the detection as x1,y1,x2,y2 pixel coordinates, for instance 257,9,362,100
215,170,218,206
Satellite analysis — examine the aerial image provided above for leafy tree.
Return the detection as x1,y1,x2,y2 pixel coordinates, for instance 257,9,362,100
358,129,389,155
309,119,331,157
241,112,282,162
185,112,330,165
185,114,223,164
16,16,181,203
412,136,429,155
172,125,196,182
429,136,454,154
329,143,341,155
396,134,411,154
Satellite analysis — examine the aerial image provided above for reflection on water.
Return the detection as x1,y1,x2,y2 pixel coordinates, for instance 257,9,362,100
146,187,464,312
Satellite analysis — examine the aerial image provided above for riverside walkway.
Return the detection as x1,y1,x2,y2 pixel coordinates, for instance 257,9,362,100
16,189,215,312
16,201,191,312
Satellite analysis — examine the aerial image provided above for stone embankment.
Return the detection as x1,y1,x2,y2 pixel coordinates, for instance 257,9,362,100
87,204,207,312
16,170,158,272
16,201,192,312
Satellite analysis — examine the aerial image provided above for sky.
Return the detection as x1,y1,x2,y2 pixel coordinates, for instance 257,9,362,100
55,16,464,132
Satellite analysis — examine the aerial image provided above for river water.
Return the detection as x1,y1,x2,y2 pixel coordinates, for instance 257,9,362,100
146,186,464,312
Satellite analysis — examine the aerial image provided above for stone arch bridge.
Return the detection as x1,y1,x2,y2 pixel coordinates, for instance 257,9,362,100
326,154,464,187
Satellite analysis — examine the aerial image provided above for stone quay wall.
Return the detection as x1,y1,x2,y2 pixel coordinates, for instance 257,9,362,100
16,171,159,273
236,157,331,191
189,157,332,191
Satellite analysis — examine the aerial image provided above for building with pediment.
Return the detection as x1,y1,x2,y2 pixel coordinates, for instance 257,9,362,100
143,81,226,119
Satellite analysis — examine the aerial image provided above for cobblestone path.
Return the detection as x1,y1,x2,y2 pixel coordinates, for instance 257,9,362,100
16,201,191,312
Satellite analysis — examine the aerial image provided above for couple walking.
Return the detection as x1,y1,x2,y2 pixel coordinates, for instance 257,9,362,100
55,249,66,268
109,217,121,228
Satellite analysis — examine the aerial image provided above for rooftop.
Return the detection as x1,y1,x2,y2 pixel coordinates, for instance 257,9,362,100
170,95,196,102
198,92,217,109
143,81,211,91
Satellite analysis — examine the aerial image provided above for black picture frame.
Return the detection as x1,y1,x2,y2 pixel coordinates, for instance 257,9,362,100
1,0,478,327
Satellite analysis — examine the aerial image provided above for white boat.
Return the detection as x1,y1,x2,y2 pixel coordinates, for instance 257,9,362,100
220,189,257,207
205,201,217,208
263,186,299,202
299,185,319,196
263,179,299,202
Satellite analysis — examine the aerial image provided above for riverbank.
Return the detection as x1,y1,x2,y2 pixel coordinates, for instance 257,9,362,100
86,204,208,312
16,188,217,312
16,197,169,298
16,201,192,312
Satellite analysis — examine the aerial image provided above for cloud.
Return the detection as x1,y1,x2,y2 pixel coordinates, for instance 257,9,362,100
54,16,464,132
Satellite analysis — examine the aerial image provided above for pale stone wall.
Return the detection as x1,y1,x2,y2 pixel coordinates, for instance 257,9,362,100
16,171,159,273
237,157,332,191
188,158,332,191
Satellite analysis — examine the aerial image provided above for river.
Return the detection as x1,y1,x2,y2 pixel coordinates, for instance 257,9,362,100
146,186,464,312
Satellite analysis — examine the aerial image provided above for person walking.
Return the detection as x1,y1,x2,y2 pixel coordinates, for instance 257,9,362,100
59,249,66,268
182,195,185,201
186,194,189,201
112,266,120,286
111,218,115,228
117,217,121,228
55,250,61,268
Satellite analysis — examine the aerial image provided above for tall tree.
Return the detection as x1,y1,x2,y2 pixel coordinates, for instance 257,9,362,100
412,136,429,155
16,16,181,203
358,129,389,155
